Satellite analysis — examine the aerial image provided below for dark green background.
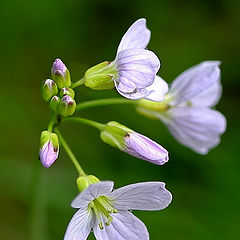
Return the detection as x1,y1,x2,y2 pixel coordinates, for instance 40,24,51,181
0,0,239,239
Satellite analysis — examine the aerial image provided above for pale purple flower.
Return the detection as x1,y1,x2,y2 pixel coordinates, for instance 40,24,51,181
124,131,169,165
39,139,59,168
138,61,226,154
64,181,172,240
111,18,167,101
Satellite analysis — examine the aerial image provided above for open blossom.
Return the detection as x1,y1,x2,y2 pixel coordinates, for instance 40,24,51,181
85,19,168,101
100,121,169,165
64,181,172,240
137,61,226,154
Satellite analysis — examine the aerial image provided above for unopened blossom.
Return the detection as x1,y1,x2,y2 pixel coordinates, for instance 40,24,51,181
41,79,58,102
64,181,172,240
84,19,168,101
137,61,226,154
52,58,71,88
59,95,76,116
39,131,59,168
100,121,169,165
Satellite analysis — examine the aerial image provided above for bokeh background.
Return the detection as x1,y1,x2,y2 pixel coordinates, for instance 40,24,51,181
0,0,239,239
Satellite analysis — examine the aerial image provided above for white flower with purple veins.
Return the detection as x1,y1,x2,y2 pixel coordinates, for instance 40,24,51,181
64,181,172,240
137,61,227,154
100,121,169,165
112,18,167,101
84,19,168,101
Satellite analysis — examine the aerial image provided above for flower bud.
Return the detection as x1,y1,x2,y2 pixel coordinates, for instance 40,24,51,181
100,121,168,165
59,87,75,98
76,175,100,192
52,58,71,88
100,121,128,150
84,61,116,90
39,131,59,168
49,96,60,112
41,79,58,102
59,95,76,116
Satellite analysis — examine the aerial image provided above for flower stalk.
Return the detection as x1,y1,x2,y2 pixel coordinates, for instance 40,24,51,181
54,128,86,176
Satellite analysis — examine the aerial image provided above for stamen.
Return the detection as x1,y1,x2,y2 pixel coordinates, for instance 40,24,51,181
88,196,117,229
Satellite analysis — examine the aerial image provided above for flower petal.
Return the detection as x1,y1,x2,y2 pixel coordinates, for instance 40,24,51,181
71,181,114,209
169,61,221,106
39,141,59,168
117,18,151,54
115,48,160,88
114,81,152,100
124,132,169,165
144,76,169,102
64,208,94,240
190,81,222,107
158,107,226,154
93,211,149,240
109,182,172,211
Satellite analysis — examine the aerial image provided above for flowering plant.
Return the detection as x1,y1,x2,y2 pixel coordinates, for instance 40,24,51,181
39,18,226,239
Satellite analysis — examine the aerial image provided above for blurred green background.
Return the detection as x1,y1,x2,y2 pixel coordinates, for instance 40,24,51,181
0,0,239,239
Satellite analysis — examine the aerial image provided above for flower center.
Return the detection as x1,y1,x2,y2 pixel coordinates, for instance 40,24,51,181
89,196,118,229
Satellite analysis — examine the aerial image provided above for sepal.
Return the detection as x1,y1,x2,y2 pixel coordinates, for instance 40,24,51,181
84,61,116,90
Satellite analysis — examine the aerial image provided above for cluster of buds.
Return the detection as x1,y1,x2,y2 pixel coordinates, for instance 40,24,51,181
41,59,76,116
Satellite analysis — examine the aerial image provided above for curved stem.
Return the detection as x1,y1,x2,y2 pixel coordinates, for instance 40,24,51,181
76,98,137,112
71,77,85,89
54,128,86,176
63,117,105,131
47,112,57,132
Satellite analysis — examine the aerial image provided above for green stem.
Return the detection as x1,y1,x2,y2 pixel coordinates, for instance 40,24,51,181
54,128,86,176
71,77,85,89
47,112,57,132
63,117,105,131
76,98,137,112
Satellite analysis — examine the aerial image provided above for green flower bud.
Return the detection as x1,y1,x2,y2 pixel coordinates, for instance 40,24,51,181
59,87,75,98
76,175,100,192
52,58,71,88
84,61,117,90
59,95,76,116
41,79,58,102
49,96,60,112
100,121,130,150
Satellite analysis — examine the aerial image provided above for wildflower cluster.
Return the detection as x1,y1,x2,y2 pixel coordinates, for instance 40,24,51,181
39,18,226,239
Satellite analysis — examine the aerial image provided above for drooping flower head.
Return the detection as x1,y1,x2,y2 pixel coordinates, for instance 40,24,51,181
64,180,172,240
137,61,226,154
100,121,169,165
84,19,168,101
39,131,59,168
